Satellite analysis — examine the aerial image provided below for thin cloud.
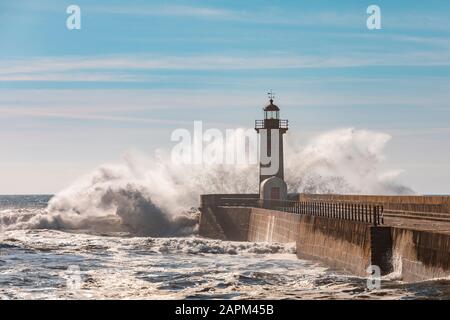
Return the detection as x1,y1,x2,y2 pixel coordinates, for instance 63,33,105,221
87,4,450,31
0,106,194,126
1,51,450,82
1,88,449,116
91,4,234,19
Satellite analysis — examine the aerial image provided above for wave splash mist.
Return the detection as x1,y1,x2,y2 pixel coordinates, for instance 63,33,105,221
1,128,413,235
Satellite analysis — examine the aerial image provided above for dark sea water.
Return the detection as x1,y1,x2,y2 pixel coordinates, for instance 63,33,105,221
0,195,52,209
0,195,449,300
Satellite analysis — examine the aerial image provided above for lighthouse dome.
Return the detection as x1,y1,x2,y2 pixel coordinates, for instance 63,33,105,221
263,99,280,111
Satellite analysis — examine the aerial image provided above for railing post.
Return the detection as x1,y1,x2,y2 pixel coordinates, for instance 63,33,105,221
339,203,341,219
329,202,332,219
370,205,374,225
373,206,377,226
377,206,380,226
343,203,347,220
377,206,381,226
375,206,378,226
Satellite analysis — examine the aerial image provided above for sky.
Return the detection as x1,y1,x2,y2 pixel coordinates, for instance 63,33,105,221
0,0,449,194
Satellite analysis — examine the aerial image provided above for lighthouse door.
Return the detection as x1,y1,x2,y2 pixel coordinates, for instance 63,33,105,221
270,187,280,200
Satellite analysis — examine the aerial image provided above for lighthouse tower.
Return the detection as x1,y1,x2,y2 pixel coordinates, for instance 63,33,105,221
255,93,289,200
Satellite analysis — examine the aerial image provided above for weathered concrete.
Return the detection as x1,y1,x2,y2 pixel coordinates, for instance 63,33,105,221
199,206,252,241
247,208,389,276
248,208,301,243
390,227,450,282
199,200,450,281
295,214,372,276
199,193,258,240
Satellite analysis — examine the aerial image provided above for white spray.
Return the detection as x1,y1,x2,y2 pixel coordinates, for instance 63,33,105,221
1,128,413,235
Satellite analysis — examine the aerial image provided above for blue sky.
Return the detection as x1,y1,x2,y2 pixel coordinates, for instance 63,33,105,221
0,0,449,194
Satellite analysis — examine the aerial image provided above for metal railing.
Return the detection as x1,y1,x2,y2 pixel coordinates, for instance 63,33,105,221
218,197,384,226
261,199,383,226
255,119,289,129
300,194,449,215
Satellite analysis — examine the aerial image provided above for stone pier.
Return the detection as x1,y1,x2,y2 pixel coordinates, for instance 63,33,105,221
199,194,450,282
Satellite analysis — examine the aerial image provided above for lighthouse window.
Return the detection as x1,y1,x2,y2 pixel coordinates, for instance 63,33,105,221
265,111,278,119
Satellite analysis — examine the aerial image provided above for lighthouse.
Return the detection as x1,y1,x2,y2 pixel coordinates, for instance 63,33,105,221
255,93,289,200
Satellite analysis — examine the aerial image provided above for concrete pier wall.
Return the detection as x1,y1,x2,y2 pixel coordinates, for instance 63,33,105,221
199,201,450,281
390,227,450,282
248,208,301,243
246,208,390,276
200,203,390,276
198,194,258,240
295,215,372,276
199,206,252,241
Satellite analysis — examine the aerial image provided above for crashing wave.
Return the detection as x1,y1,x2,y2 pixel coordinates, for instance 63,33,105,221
0,128,414,235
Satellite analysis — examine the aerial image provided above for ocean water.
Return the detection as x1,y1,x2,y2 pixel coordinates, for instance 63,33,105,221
0,195,449,300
